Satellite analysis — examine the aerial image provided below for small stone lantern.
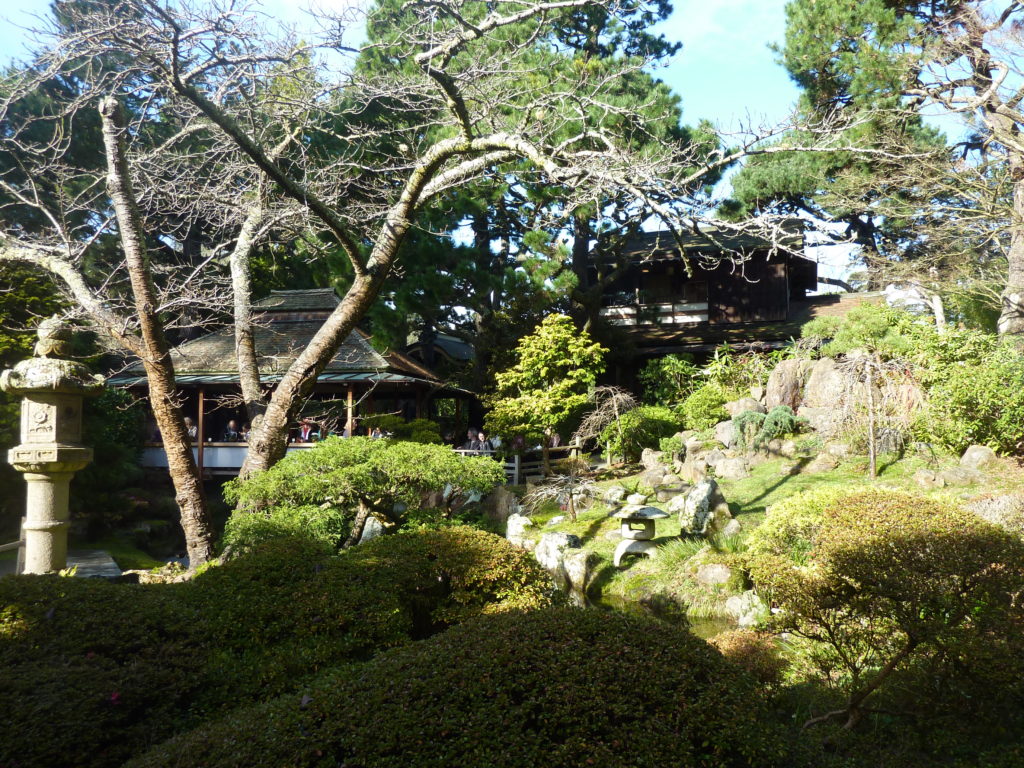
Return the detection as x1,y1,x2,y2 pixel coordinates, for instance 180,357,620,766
612,505,669,567
0,318,104,574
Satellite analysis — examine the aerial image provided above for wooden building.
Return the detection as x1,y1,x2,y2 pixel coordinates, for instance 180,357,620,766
595,227,874,356
112,289,470,475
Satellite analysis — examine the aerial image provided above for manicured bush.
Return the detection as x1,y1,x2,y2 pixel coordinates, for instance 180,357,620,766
128,608,789,768
678,383,729,431
224,437,505,551
749,490,1024,734
599,405,681,462
222,502,353,554
745,485,863,565
710,629,788,692
0,528,553,768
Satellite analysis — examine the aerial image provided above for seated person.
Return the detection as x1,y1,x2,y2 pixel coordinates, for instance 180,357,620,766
183,416,197,442
240,423,251,442
295,418,319,443
476,431,493,452
461,428,480,451
222,419,242,442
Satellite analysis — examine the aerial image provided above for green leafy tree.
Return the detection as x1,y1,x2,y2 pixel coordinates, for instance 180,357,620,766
753,1,1024,339
225,437,506,550
485,314,606,471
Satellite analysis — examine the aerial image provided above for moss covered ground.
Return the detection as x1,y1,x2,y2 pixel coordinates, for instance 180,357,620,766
532,449,1024,630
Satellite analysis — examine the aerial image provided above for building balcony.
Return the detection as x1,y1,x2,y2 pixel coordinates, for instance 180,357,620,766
142,442,317,475
598,302,710,327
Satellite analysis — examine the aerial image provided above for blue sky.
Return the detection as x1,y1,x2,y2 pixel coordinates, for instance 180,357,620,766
0,0,850,277
0,0,800,128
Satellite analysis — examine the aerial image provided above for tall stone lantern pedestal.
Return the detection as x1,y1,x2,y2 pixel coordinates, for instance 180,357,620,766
0,319,103,574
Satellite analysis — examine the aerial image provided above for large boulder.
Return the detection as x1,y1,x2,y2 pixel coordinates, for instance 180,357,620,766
913,469,945,490
672,479,732,536
714,420,738,449
626,492,648,506
724,397,766,417
765,358,813,409
603,485,627,505
561,549,592,601
725,590,769,628
533,532,582,573
506,513,535,550
939,466,982,487
640,448,665,470
797,358,854,437
801,357,848,408
358,516,385,544
715,457,750,481
961,445,998,471
482,486,520,530
642,466,669,488
695,562,733,587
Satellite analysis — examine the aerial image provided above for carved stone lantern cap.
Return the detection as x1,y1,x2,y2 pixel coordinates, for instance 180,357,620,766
613,505,669,520
0,318,104,397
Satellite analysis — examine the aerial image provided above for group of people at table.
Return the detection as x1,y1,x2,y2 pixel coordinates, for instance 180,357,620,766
174,420,561,454
179,417,388,444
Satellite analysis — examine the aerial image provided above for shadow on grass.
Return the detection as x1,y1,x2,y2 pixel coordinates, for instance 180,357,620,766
731,456,812,517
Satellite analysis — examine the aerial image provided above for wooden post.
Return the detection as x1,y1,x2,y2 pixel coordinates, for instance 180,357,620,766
346,385,354,435
197,387,205,472
415,389,424,419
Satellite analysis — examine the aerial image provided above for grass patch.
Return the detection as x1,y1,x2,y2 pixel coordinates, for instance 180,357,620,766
72,534,166,571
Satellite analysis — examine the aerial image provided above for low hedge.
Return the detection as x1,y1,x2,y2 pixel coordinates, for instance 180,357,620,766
129,607,789,768
0,527,554,768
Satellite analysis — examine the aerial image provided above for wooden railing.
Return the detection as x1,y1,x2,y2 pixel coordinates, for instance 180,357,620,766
0,520,25,575
454,445,581,485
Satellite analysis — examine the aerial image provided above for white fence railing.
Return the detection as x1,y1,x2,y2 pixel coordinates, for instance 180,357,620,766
0,519,25,574
599,301,709,326
454,445,581,485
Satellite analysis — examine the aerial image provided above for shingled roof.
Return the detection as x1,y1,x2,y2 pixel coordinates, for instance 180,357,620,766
603,225,807,263
130,289,440,382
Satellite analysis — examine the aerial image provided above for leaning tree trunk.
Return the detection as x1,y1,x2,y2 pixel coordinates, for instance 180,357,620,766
240,270,388,478
998,163,1024,341
100,98,215,566
230,205,267,424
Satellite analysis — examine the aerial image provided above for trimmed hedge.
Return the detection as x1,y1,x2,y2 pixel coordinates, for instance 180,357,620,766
129,608,789,768
0,528,554,768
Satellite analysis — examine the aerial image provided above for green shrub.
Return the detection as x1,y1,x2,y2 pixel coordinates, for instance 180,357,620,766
678,383,730,431
746,485,866,565
0,528,554,768
749,491,1024,737
599,405,681,462
733,409,766,449
362,415,443,443
224,437,505,551
128,608,789,768
756,405,803,446
917,344,1024,454
658,433,685,457
637,353,701,404
221,502,354,554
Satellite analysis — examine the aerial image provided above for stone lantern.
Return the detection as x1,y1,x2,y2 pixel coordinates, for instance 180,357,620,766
0,318,104,574
612,505,669,567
